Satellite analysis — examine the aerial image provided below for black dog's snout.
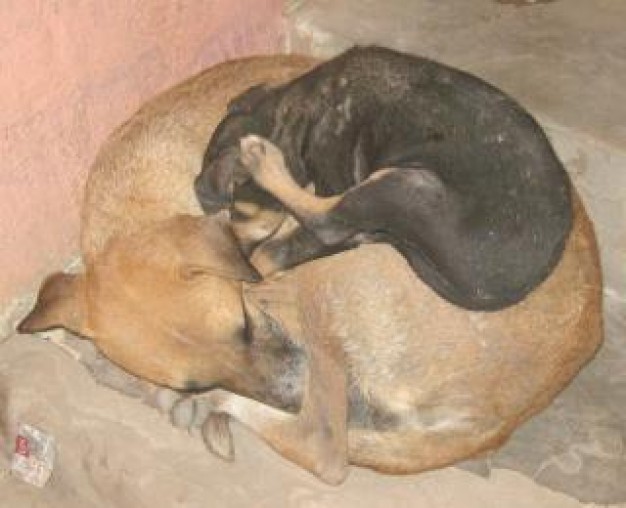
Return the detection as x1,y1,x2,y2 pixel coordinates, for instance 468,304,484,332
195,146,256,214
194,174,228,214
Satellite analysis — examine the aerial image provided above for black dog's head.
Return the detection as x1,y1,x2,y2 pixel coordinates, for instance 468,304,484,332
195,85,276,213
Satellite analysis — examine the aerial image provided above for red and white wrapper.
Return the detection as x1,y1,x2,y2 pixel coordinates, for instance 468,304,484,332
11,423,55,487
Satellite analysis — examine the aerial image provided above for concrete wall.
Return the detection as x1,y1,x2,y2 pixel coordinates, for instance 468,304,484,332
0,0,285,309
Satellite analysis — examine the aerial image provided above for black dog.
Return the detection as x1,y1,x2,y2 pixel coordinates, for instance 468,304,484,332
194,46,572,311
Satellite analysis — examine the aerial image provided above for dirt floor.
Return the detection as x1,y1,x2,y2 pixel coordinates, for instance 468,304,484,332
1,291,624,508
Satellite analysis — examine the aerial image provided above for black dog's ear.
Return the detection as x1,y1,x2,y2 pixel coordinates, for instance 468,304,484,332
227,84,272,115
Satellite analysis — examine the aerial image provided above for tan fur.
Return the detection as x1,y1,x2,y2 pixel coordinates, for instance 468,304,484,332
19,55,602,484
296,191,601,473
81,55,317,261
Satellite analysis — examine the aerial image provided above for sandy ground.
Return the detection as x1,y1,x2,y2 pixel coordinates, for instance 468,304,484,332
1,330,622,508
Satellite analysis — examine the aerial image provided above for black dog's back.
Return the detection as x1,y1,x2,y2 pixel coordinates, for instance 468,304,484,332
199,46,572,310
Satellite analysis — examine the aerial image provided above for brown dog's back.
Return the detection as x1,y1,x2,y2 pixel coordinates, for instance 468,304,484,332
81,55,318,261
297,191,599,423
253,189,601,472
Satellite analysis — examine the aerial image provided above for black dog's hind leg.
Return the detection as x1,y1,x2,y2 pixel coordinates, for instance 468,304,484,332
250,213,358,277
239,135,375,276
239,135,467,300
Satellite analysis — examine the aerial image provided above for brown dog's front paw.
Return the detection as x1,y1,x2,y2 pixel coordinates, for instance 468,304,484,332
315,459,349,486
201,412,235,461
170,397,197,429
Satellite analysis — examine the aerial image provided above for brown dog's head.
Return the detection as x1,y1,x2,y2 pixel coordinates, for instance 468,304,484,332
18,215,259,391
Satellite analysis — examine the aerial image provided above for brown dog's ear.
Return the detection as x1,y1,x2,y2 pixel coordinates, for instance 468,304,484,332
17,272,86,336
202,217,261,283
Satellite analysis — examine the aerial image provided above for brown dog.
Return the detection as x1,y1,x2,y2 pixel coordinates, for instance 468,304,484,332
18,55,603,484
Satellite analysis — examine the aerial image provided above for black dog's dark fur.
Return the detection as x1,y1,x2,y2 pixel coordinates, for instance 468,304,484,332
195,46,572,311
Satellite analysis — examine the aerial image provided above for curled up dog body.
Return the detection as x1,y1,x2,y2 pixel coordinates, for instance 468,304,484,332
196,46,573,311
18,52,602,484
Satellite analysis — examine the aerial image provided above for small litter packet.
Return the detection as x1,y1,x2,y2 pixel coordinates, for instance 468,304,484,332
11,423,55,487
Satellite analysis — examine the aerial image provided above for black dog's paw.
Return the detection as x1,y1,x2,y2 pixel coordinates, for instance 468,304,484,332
239,135,290,190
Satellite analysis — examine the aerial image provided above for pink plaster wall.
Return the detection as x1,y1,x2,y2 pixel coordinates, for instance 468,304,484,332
0,0,285,308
